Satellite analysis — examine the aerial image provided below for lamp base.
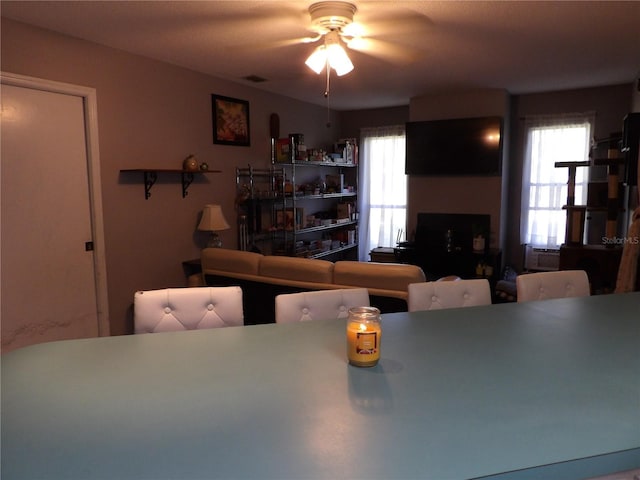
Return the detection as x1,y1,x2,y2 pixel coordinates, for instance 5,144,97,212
207,233,223,248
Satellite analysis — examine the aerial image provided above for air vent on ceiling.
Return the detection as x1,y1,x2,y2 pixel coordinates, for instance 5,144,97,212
243,75,267,83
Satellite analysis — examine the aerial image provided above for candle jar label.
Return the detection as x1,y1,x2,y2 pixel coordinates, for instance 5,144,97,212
356,331,378,355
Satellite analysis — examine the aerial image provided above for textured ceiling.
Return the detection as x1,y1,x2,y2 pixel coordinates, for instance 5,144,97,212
2,0,639,110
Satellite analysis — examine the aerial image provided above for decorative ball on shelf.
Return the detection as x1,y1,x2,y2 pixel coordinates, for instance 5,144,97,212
200,162,209,171
183,154,199,172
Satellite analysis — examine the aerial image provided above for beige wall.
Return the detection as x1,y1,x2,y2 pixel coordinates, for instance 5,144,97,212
407,89,510,249
1,18,340,335
338,105,410,139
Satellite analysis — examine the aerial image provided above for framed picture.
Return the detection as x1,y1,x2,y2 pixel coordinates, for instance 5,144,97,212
276,209,295,230
211,94,250,146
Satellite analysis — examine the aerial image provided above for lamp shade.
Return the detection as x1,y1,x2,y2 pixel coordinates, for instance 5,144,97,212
198,204,230,232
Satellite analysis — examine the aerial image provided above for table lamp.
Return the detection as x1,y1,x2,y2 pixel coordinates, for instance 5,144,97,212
198,204,230,248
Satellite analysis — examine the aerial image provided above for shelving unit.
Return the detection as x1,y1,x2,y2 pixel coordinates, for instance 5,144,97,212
236,161,358,259
121,168,221,199
279,160,358,259
235,165,285,252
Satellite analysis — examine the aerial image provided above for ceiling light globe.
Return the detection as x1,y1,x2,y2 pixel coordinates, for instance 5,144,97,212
327,43,353,76
305,46,327,74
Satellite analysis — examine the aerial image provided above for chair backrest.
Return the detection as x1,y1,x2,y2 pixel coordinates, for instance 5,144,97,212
516,270,590,302
134,286,243,333
275,288,370,324
407,279,492,312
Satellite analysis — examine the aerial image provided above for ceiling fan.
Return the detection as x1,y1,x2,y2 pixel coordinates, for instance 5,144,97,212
226,1,430,78
303,2,358,76
300,1,425,74
266,0,429,118
221,0,430,109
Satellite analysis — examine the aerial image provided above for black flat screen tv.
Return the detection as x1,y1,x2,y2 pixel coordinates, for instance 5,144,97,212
405,116,504,176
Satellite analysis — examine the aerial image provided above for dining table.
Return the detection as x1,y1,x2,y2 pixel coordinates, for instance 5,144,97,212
2,292,639,480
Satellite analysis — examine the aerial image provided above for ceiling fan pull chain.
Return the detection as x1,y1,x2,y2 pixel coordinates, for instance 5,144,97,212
324,57,331,97
325,63,331,127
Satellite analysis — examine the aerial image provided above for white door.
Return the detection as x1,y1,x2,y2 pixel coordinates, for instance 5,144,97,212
1,80,107,353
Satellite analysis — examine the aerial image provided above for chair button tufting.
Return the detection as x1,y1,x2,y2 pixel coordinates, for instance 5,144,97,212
302,307,309,314
207,304,215,311
463,293,469,299
431,295,438,302
164,307,172,314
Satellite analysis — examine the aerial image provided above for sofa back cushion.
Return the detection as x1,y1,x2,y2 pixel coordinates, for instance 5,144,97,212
260,255,334,284
333,261,426,292
201,248,262,276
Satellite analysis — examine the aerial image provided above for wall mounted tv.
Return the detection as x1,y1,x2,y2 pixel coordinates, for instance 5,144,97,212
405,116,504,176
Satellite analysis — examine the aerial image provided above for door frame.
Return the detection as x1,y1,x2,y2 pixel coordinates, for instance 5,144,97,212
1,71,110,336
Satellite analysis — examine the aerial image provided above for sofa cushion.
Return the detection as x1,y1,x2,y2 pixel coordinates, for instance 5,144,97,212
333,261,426,292
259,255,334,284
201,248,262,276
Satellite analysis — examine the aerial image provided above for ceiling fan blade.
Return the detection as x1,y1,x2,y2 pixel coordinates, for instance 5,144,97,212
199,2,313,49
259,34,322,49
340,3,433,65
353,4,434,37
229,34,322,58
347,37,423,65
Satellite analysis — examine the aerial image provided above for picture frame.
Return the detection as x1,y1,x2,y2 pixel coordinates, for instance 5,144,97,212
276,209,295,230
211,94,250,146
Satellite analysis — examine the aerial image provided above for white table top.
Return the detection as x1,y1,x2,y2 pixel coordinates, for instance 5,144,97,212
2,292,639,479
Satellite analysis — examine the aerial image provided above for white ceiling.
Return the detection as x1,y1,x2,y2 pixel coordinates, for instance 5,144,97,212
2,0,640,110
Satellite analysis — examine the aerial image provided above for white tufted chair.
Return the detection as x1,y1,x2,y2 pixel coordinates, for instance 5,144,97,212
407,279,492,312
275,288,370,324
134,286,244,333
516,269,590,302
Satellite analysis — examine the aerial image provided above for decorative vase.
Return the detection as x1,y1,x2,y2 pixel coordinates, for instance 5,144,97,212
183,154,199,172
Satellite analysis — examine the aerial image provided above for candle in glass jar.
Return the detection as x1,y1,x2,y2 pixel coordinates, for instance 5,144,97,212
346,306,381,367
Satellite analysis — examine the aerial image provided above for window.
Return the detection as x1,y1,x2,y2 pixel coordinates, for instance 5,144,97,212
520,113,594,248
358,125,407,261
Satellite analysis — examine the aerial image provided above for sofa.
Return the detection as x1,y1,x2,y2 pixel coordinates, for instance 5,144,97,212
200,248,426,325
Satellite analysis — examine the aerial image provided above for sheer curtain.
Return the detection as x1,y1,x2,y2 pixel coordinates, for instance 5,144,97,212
358,125,407,261
520,112,594,248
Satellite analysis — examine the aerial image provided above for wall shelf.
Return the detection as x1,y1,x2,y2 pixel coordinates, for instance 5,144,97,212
120,169,221,199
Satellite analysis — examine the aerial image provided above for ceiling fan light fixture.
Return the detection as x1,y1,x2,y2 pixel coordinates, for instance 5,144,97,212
305,30,354,76
305,45,328,74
